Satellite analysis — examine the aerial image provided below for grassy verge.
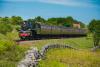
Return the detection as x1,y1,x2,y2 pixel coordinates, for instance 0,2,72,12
29,37,99,67
0,61,17,67
38,48,100,67
23,37,93,50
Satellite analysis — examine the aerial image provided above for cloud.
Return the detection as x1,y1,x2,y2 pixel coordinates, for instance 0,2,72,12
3,0,100,8
38,0,99,8
39,0,80,6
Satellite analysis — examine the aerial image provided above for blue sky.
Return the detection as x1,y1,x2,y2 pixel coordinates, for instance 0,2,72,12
0,0,100,24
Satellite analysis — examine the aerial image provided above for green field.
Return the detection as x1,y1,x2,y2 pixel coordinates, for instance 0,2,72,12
0,31,100,67
19,37,100,67
25,37,100,67
26,37,94,50
38,48,100,67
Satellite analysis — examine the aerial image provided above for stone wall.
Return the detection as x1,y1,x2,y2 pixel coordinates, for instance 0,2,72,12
18,44,77,67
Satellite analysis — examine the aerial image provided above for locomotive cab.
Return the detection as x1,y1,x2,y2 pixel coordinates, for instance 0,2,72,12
19,21,40,40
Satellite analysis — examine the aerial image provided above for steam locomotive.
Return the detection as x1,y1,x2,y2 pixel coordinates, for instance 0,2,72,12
19,21,87,40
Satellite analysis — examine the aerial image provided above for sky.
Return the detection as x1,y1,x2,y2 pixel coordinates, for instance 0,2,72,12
0,0,100,24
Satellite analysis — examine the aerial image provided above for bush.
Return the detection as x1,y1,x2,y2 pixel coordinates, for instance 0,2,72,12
0,33,7,40
0,40,15,52
0,23,12,34
6,30,19,40
0,27,26,67
0,39,26,61
0,44,26,67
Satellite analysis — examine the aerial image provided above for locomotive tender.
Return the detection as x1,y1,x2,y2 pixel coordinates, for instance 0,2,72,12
19,21,87,40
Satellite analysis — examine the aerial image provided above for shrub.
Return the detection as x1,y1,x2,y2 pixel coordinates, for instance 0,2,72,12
0,41,26,66
0,23,12,34
6,30,19,40
0,39,26,62
0,40,15,53
0,33,7,40
0,27,26,67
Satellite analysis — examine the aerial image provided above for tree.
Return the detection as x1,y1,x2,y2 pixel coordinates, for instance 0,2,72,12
79,22,85,28
0,17,11,24
64,16,74,27
34,16,46,23
93,21,100,46
89,19,100,46
47,18,58,25
47,18,65,26
56,18,65,26
88,19,97,32
0,23,13,34
0,17,2,23
27,19,35,22
11,16,23,25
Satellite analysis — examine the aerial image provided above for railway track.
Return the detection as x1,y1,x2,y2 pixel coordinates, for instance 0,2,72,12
15,36,86,45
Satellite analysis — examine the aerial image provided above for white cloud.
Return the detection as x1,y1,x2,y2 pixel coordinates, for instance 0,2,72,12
4,0,99,8
38,0,98,7
39,0,79,6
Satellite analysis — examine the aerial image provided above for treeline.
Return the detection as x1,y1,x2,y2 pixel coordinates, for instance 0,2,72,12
27,16,85,28
0,16,85,27
0,16,86,34
1,15,100,34
0,16,23,34
0,16,23,25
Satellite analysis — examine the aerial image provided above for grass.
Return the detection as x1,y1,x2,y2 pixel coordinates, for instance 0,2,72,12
0,61,17,67
38,48,100,67
24,36,99,67
19,36,100,67
20,37,94,50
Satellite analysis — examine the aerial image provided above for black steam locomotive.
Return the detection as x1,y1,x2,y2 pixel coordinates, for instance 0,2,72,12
19,21,87,40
